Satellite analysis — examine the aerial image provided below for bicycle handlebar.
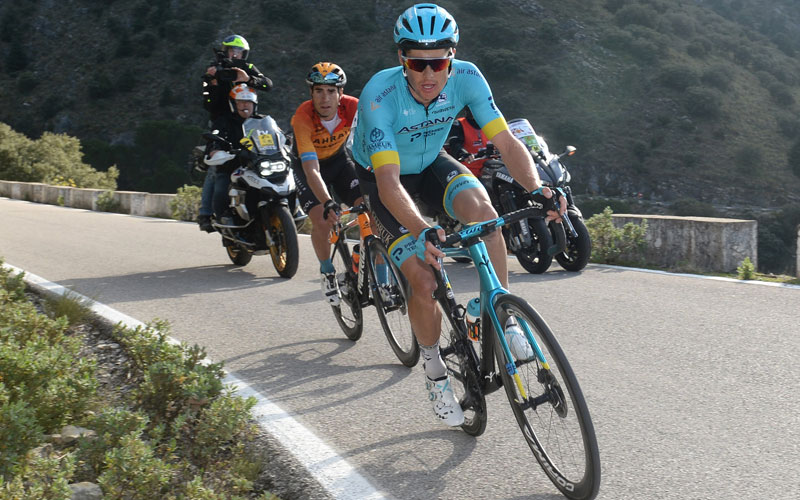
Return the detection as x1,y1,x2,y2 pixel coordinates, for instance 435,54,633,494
433,193,567,255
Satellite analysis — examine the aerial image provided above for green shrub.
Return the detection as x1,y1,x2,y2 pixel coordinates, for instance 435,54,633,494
97,433,175,498
95,190,120,213
0,123,118,189
701,65,734,92
585,207,648,265
0,388,43,479
190,391,257,465
685,87,722,120
615,5,658,29
171,184,202,221
668,198,718,217
114,322,224,423
78,408,149,475
789,139,800,177
658,65,700,91
0,447,75,498
737,257,755,280
42,289,92,326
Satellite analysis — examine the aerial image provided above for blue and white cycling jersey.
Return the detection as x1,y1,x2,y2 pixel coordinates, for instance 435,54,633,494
351,59,508,175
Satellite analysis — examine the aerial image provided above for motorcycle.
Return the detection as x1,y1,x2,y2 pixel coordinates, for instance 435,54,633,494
203,115,300,278
440,118,590,273
509,118,591,272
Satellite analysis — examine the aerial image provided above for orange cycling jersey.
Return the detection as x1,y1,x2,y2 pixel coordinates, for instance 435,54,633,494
291,94,358,163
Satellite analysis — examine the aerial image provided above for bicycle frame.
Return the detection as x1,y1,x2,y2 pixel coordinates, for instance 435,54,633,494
436,217,554,399
329,205,379,306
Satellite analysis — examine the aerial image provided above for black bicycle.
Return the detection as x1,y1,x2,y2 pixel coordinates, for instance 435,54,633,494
427,204,601,499
328,204,419,367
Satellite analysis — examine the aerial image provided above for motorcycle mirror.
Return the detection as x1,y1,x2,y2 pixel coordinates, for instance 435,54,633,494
203,131,226,143
565,145,576,156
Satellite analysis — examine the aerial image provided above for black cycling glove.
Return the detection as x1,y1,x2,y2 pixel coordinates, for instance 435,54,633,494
322,199,341,220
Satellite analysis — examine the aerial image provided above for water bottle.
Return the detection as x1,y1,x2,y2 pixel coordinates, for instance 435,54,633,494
351,244,360,274
465,297,481,343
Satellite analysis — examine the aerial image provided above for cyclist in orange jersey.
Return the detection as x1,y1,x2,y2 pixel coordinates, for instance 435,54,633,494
291,62,362,305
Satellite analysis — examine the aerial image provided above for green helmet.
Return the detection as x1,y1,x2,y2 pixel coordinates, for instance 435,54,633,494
222,34,249,60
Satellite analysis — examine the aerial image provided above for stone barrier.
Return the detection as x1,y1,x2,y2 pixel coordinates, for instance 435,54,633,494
0,181,173,218
2,180,765,274
612,214,757,273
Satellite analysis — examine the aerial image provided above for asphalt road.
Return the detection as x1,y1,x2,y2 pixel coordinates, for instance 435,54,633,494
2,197,799,499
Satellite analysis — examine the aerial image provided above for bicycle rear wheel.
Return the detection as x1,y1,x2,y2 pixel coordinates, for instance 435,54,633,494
494,294,600,499
330,239,363,341
366,239,419,367
438,306,487,436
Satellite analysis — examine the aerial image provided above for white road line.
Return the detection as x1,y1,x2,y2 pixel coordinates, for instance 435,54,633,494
4,263,388,500
593,263,800,289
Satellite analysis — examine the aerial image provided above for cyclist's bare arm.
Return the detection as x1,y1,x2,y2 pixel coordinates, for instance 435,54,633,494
491,130,565,221
301,159,334,206
491,130,541,192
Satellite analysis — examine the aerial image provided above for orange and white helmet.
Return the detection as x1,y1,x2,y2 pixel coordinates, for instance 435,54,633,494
306,62,347,88
229,83,258,103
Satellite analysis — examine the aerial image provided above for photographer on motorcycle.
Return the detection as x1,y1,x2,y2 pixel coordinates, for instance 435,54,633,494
202,34,273,120
203,84,268,251
198,34,274,232
290,62,362,305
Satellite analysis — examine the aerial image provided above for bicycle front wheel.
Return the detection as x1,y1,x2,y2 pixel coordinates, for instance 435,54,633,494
330,239,363,341
366,239,419,367
494,294,600,499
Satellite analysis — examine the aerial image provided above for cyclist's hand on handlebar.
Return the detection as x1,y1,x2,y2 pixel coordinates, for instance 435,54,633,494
416,226,446,270
322,199,341,223
530,187,567,223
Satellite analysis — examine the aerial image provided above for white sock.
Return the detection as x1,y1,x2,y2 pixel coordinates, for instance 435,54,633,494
419,341,447,380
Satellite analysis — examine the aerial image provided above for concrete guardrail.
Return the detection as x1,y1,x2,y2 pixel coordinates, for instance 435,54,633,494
2,180,772,275
612,214,757,274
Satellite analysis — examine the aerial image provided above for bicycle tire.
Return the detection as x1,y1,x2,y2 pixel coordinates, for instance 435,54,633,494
330,238,363,341
366,238,419,367
494,294,600,500
438,306,488,436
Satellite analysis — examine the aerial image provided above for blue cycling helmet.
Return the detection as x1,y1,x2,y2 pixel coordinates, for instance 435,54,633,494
393,3,459,51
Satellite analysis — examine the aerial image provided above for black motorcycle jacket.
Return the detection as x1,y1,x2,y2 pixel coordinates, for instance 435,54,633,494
202,62,273,120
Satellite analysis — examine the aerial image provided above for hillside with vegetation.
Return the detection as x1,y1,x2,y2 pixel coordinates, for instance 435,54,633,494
2,0,799,272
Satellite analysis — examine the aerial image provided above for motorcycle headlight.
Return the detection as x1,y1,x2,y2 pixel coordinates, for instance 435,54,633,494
259,160,288,176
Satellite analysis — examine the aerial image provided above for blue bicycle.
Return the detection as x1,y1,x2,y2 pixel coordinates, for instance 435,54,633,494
427,205,601,499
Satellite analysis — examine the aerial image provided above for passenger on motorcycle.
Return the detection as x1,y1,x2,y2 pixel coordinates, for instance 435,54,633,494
291,62,362,306
204,84,268,250
198,34,273,232
446,107,493,177
350,3,565,426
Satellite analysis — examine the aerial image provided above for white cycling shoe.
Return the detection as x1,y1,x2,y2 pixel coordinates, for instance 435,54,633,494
504,318,534,361
425,374,465,427
321,272,340,307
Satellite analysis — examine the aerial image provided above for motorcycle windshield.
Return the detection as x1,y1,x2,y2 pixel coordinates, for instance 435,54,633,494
241,116,287,158
508,118,551,159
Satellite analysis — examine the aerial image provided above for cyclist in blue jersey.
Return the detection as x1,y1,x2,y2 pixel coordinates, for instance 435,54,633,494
351,3,565,426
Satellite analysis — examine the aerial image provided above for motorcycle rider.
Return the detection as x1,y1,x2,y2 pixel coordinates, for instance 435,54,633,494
350,4,565,426
198,34,273,232
291,62,362,305
204,84,268,251
446,107,493,177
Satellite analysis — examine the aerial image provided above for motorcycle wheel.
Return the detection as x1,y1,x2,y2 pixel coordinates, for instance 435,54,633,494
225,241,252,266
555,212,592,272
266,206,300,278
515,217,553,274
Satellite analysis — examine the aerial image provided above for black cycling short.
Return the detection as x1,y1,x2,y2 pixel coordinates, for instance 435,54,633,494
293,149,361,212
355,150,483,266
